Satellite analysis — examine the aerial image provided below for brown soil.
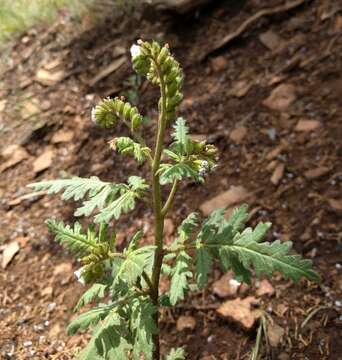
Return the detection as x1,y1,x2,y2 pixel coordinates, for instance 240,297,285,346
0,0,341,359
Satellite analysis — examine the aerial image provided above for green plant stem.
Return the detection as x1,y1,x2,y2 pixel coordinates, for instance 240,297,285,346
161,180,178,216
151,62,168,360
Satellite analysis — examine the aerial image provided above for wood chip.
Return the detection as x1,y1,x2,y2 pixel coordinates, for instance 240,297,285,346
295,119,321,132
212,272,241,298
51,130,74,144
263,84,297,111
2,241,20,269
200,186,250,216
36,68,65,86
230,79,252,98
33,149,54,173
176,316,196,331
267,321,285,347
256,279,275,297
229,126,247,143
259,30,284,52
0,145,29,173
304,166,331,180
217,296,262,329
271,163,285,185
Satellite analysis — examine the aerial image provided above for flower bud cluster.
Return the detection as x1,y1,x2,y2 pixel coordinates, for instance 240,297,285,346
92,97,142,130
131,40,183,120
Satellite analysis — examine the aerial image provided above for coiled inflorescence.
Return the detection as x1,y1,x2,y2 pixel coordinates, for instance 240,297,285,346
131,40,183,120
92,97,143,130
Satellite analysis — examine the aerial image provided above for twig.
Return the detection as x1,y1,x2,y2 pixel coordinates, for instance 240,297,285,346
301,306,329,329
201,0,309,61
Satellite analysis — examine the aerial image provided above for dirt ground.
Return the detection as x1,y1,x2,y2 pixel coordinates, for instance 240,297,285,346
0,0,341,359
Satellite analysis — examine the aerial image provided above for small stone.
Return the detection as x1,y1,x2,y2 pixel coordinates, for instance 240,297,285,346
51,130,74,144
295,119,321,132
212,272,241,298
176,316,196,331
1,241,20,269
47,302,57,313
335,300,341,307
217,296,261,329
21,99,40,120
41,286,54,297
256,279,275,297
0,145,29,173
267,321,285,347
270,163,285,185
259,30,284,52
229,126,247,144
304,166,330,180
230,80,252,98
53,262,72,276
263,84,297,111
36,68,64,86
33,149,54,173
200,186,250,216
23,340,32,348
211,56,228,72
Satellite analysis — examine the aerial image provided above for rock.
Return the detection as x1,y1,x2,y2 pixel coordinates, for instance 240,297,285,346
1,241,20,269
270,163,285,185
217,296,261,329
212,272,241,298
256,279,275,297
42,286,54,297
230,80,252,98
0,145,29,173
263,84,297,111
259,30,284,52
176,315,196,331
229,126,247,144
200,186,250,216
211,56,228,72
36,68,65,86
54,262,72,276
295,119,321,132
21,99,40,120
328,198,342,212
267,321,285,347
33,149,54,173
51,130,74,144
304,166,331,180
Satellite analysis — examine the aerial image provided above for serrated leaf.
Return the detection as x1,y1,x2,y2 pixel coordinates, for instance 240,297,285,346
195,246,213,289
116,246,155,286
67,304,113,335
46,219,97,256
173,212,199,247
165,347,186,360
171,117,190,154
74,283,108,312
158,163,200,185
114,137,150,163
169,251,193,305
130,297,158,360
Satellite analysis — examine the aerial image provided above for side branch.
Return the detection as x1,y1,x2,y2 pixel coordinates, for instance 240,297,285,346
161,180,178,216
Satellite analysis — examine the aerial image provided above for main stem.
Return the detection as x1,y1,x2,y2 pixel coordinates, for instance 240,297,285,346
151,66,168,360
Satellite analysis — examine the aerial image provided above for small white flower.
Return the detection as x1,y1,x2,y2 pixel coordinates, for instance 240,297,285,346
91,107,97,123
199,160,210,176
229,278,241,288
130,44,141,59
74,267,86,285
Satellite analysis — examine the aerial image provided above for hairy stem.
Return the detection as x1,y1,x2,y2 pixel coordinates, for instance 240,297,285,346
151,62,168,360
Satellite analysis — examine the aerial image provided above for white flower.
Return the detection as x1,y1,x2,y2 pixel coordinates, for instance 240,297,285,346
91,107,97,123
130,44,141,59
229,278,241,288
74,267,86,285
198,160,209,176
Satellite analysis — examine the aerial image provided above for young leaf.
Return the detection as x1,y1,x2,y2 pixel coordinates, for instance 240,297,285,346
195,245,213,289
165,347,186,360
158,163,200,185
171,117,190,154
114,137,150,163
169,251,193,305
116,246,155,286
46,220,97,256
74,283,108,312
94,176,148,223
173,212,199,247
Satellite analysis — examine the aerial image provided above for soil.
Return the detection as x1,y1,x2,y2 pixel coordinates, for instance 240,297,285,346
0,0,341,359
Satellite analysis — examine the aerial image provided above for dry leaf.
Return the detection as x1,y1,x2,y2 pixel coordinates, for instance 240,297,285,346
267,321,285,347
176,316,196,331
256,279,275,297
33,149,54,173
295,119,321,132
51,130,74,144
304,166,331,180
263,84,297,111
0,145,29,173
2,241,20,269
271,163,285,185
230,126,247,143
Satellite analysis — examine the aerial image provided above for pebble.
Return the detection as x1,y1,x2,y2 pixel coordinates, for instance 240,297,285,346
44,320,50,327
335,300,341,307
47,302,56,312
23,340,32,348
336,263,341,270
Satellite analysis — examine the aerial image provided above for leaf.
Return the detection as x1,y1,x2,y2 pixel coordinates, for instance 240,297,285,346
74,283,108,312
169,251,193,305
171,117,190,154
95,177,148,223
165,347,186,360
173,212,199,247
114,137,150,163
130,297,158,360
29,176,124,217
195,246,212,289
67,305,113,335
158,163,199,185
46,220,97,256
116,246,155,286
